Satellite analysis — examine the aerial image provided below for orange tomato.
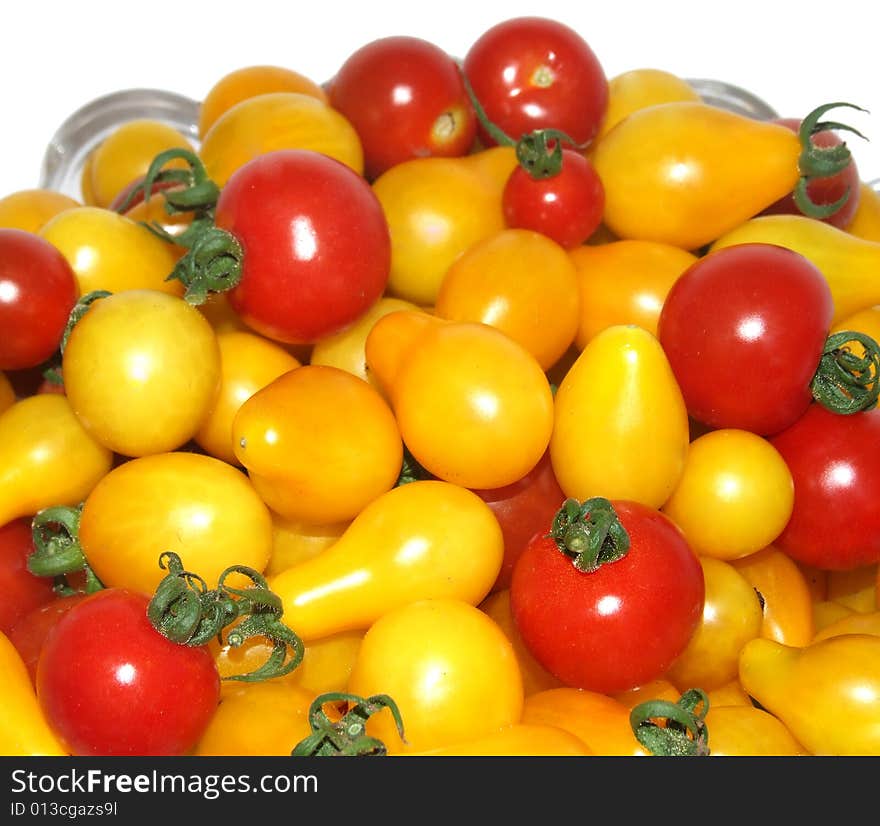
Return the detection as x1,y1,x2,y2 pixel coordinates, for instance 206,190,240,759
0,189,80,233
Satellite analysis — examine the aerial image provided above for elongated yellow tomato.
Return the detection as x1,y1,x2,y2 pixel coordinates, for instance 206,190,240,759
464,144,519,192
79,451,273,595
0,395,113,526
813,610,880,642
0,631,67,755
731,545,815,647
39,206,183,297
62,290,221,457
265,514,350,576
847,181,880,242
199,92,363,187
704,705,806,756
550,324,689,507
372,156,505,306
0,188,80,233
268,480,503,642
591,101,802,249
661,429,794,560
739,634,880,755
346,598,524,754
710,214,880,324
232,365,402,525
705,680,753,709
194,330,301,465
366,310,554,489
407,723,591,756
434,228,581,371
665,556,763,692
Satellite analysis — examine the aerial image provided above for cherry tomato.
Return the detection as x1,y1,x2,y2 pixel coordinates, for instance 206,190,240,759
657,243,834,435
0,228,78,371
36,588,220,756
0,519,55,634
0,189,80,234
328,36,476,180
463,16,608,148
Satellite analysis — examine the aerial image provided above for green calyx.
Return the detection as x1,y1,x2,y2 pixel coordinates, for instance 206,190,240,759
548,497,630,573
28,505,105,596
630,688,711,756
794,101,868,219
147,551,304,682
811,330,880,414
291,692,407,757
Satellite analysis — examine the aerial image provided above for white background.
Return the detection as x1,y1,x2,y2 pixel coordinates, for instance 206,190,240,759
2,0,878,196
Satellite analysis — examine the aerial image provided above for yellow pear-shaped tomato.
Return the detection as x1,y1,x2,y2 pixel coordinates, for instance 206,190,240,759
434,228,581,371
62,290,221,457
39,206,183,297
407,723,591,756
847,181,880,242
704,705,807,756
569,239,697,347
591,101,803,249
265,514,350,577
710,214,880,324
79,451,273,595
268,480,503,642
232,364,402,525
199,92,363,187
0,631,67,755
550,324,689,508
0,394,113,526
705,680,753,709
194,330,301,465
0,188,80,233
372,156,506,306
739,634,880,755
463,144,519,192
346,598,524,754
365,310,554,489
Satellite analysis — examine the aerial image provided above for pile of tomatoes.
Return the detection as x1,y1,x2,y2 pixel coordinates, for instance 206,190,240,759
2,15,880,759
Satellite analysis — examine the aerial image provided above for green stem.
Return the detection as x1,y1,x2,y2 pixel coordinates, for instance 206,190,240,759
548,497,630,572
59,290,112,354
630,688,711,756
28,505,104,595
810,330,880,414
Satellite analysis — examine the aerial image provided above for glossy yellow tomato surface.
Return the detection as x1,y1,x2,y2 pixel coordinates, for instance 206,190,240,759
407,723,591,756
705,680,753,709
269,480,503,642
199,92,363,187
0,188,80,233
39,206,183,297
550,324,689,508
569,239,697,347
79,451,273,595
232,364,402,525
346,598,524,754
847,181,880,242
662,429,794,560
265,514,350,576
0,394,113,526
704,705,806,756
434,228,581,370
194,330,301,465
62,290,221,456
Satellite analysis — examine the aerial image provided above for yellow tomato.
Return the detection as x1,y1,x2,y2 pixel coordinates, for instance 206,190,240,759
0,188,80,233
346,598,524,754
434,228,580,371
568,239,697,347
232,364,402,525
268,480,503,642
199,64,328,139
813,610,880,643
661,429,794,560
813,599,856,632
365,310,554,489
407,723,591,756
665,556,763,691
265,514,350,577
39,206,183,297
62,290,221,457
465,144,519,192
194,330,301,465
832,305,880,352
705,680,753,708
0,394,113,526
199,92,363,187
704,705,807,756
371,156,505,306
613,678,682,710
79,451,272,595
827,564,878,613
550,324,689,508
847,181,880,242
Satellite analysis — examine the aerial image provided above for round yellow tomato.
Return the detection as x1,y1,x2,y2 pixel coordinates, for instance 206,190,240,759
346,598,524,754
232,364,402,525
0,188,80,233
406,724,591,756
62,290,221,457
661,429,794,560
434,228,580,371
78,451,272,595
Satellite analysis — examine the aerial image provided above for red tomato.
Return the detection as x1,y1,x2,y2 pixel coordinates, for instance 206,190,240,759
0,228,78,370
0,518,55,634
769,404,880,570
215,149,391,345
473,450,566,593
462,16,608,148
327,36,477,180
510,498,704,694
657,243,834,436
36,589,220,756
502,147,605,248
